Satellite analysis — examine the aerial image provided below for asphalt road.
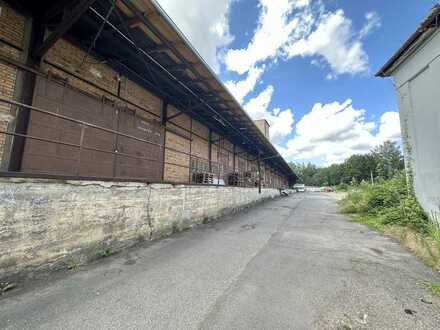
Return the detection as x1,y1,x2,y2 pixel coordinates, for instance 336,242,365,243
1,193,440,329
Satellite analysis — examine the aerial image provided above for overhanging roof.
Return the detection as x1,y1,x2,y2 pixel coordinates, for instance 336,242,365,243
377,4,440,77
15,0,295,179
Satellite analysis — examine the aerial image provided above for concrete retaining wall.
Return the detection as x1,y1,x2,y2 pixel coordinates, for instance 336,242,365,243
0,178,281,280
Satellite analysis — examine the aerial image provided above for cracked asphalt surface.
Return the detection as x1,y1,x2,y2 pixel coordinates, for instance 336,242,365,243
1,193,440,329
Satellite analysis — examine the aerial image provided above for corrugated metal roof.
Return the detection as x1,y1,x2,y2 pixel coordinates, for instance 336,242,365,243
79,0,295,178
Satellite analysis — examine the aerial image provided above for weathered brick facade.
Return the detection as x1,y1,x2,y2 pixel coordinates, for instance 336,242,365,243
0,3,290,186
164,131,190,182
120,77,162,118
45,39,119,96
0,1,25,166
0,1,25,48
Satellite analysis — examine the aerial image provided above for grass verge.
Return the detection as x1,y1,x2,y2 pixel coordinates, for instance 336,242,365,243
430,284,440,297
339,171,440,270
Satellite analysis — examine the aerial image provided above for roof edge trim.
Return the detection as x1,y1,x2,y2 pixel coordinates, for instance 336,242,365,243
377,4,440,77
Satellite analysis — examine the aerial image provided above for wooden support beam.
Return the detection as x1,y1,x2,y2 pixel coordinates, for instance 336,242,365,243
42,0,71,22
122,16,142,28
186,78,209,84
208,129,212,172
168,61,199,72
234,149,248,156
207,100,230,108
124,9,155,28
160,100,168,126
199,92,217,98
35,0,97,59
166,110,184,122
145,43,168,53
191,102,207,111
168,63,187,72
258,152,262,194
144,41,186,54
232,144,236,172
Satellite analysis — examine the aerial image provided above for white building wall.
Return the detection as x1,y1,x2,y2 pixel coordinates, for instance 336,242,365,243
393,30,440,221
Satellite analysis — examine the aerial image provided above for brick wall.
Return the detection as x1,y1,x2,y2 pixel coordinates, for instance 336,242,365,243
0,1,25,48
0,60,17,162
191,136,209,160
190,119,209,174
120,77,161,117
164,131,190,182
45,39,119,96
0,177,283,280
0,0,26,166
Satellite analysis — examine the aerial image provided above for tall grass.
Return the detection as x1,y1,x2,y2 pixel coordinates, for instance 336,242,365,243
340,171,440,266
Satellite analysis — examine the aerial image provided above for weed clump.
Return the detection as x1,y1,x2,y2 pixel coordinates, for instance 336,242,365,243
98,248,115,258
430,284,440,297
340,172,431,232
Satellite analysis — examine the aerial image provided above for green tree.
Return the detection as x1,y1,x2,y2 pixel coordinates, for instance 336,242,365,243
302,163,319,185
373,141,404,179
288,141,404,187
343,154,377,184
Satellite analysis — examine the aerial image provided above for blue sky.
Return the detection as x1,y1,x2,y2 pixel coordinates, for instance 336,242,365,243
157,0,438,165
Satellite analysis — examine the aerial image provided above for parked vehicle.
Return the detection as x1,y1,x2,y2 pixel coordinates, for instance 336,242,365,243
294,184,306,192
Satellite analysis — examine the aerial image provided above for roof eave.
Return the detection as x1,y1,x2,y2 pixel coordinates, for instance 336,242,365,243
376,4,440,77
148,0,295,177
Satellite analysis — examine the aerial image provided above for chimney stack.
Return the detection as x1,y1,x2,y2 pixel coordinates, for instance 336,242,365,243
254,119,270,140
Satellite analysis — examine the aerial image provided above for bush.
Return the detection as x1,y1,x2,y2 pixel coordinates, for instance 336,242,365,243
336,183,349,192
340,171,430,233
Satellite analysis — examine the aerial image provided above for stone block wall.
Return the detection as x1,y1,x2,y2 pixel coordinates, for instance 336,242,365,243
0,177,281,280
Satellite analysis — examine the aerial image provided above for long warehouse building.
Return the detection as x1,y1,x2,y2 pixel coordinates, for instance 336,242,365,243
0,0,295,188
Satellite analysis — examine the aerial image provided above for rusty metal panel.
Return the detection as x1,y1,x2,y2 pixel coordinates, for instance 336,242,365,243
237,156,246,173
77,99,118,177
22,77,80,175
22,76,117,177
20,76,176,182
219,148,232,181
115,107,164,180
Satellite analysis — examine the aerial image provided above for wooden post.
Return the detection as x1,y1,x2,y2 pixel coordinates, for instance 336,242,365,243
208,129,212,172
257,152,262,194
232,144,236,173
160,100,168,181
160,100,168,126
189,117,192,183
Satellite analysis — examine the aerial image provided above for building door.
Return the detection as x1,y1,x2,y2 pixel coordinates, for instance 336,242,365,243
115,106,163,180
21,75,164,181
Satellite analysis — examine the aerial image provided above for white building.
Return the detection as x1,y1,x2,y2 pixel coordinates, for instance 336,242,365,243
377,5,440,221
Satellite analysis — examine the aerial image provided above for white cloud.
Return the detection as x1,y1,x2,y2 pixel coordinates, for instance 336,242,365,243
225,66,265,103
285,10,368,75
225,0,307,74
377,111,401,141
359,12,381,39
245,85,274,119
156,0,235,71
278,100,401,165
294,0,311,9
224,0,381,77
244,86,294,142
